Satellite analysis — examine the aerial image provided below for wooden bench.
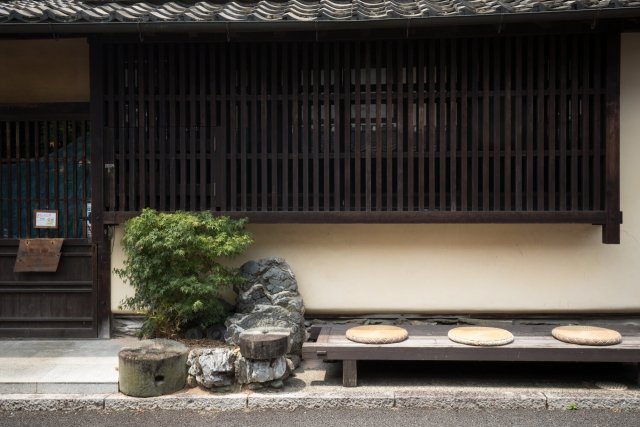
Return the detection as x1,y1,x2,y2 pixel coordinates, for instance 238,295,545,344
302,323,640,387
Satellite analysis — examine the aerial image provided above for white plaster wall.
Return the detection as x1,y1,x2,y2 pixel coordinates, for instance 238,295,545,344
111,33,640,314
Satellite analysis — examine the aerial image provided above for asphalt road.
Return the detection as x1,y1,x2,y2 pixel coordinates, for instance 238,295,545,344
0,408,637,427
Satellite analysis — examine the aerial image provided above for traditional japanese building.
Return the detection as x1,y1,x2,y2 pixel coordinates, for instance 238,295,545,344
0,0,639,337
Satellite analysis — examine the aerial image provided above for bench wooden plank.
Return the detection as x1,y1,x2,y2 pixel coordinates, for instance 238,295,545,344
302,324,640,387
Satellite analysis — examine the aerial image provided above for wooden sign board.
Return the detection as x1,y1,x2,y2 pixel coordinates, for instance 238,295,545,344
14,239,64,273
34,210,58,229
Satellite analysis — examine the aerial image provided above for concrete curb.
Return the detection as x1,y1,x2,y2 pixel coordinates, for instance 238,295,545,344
545,390,640,410
247,391,395,410
1,389,640,411
394,390,548,410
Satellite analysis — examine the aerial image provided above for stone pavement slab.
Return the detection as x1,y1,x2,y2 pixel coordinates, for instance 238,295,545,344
0,338,137,394
1,338,640,412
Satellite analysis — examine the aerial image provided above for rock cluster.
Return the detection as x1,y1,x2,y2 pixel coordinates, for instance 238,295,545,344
187,345,291,390
188,257,305,390
225,257,307,359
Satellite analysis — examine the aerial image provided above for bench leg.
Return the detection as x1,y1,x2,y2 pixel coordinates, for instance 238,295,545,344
343,360,357,387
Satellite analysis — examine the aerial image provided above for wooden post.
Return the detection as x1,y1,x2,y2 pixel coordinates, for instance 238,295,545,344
343,360,358,387
603,32,621,244
90,36,111,338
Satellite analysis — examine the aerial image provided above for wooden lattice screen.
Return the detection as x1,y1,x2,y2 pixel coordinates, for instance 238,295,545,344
0,105,91,239
96,33,620,242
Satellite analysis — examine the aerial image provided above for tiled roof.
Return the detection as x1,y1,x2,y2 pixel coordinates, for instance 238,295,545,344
0,0,638,24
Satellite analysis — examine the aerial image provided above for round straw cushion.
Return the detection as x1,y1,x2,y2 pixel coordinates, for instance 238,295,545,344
551,325,622,346
346,325,409,344
448,326,514,346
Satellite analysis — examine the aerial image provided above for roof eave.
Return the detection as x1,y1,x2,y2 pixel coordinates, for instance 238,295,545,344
0,8,639,34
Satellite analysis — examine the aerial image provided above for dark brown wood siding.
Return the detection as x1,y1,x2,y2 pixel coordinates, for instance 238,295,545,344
0,240,97,338
99,34,620,242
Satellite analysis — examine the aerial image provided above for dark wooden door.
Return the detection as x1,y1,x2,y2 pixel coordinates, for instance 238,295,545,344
0,240,97,337
0,104,97,337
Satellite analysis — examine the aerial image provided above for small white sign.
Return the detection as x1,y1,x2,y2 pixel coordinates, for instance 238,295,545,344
34,210,58,229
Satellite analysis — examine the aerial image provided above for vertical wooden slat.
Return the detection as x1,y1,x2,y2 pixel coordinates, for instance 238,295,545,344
603,32,620,244
375,41,382,211
138,45,147,212
261,44,268,211
15,122,22,236
283,43,290,211
128,45,137,212
292,43,300,211
302,45,310,211
537,38,545,211
429,40,437,210
386,41,393,211
515,38,523,211
179,45,188,211
219,44,228,211
343,43,351,211
471,39,479,211
548,38,556,211
25,122,32,237
365,42,372,211
559,38,568,211
570,36,579,211
240,44,248,211
117,46,125,211
439,40,447,210
333,42,340,211
158,45,167,212
482,40,490,211
168,45,177,211
34,120,41,237
230,45,238,211
323,44,330,211
43,120,50,224
312,43,320,212
71,120,78,237
149,45,157,210
354,42,362,211
582,36,591,211
62,120,68,236
251,44,259,211
593,37,602,211
526,37,534,211
81,119,88,238
270,44,278,210
460,39,468,211
417,40,425,211
182,44,198,211
397,41,404,211
408,41,415,211
449,40,458,211
504,38,512,212
54,120,60,235
209,46,217,210
199,45,207,211
493,39,501,211
4,122,12,236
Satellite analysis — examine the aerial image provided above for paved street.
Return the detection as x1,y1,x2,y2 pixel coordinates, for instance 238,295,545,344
0,408,637,427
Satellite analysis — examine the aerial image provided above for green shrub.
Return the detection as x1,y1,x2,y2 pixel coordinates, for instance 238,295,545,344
115,209,253,337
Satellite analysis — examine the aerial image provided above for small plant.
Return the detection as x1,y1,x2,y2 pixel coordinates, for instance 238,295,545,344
115,209,253,337
566,402,578,410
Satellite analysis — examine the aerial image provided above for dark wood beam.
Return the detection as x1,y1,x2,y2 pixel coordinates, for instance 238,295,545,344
104,211,607,225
